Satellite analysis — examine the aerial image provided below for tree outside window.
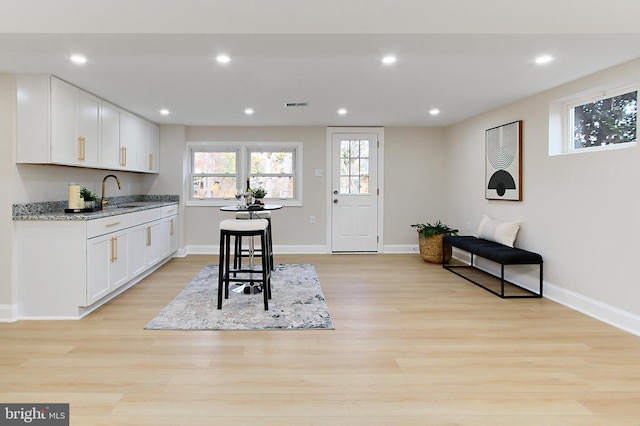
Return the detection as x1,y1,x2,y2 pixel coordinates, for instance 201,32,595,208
572,90,637,150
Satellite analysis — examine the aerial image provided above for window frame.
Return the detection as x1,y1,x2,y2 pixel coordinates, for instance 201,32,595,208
566,84,637,153
186,141,303,207
247,147,297,200
550,82,638,156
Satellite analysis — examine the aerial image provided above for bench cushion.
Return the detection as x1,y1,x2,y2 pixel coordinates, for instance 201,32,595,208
444,236,542,265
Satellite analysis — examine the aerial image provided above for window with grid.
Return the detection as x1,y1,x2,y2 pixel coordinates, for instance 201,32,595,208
190,148,238,200
248,149,295,199
187,142,302,206
339,138,370,194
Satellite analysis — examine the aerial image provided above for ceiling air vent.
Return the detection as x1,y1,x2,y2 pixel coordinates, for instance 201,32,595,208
284,102,308,107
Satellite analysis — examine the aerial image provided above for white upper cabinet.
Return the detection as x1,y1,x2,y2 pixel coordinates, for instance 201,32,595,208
119,110,140,171
135,119,160,173
100,101,122,170
77,91,101,167
148,122,160,173
49,78,79,164
17,75,159,173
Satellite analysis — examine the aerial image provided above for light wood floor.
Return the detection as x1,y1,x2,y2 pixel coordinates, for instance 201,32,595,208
2,254,640,425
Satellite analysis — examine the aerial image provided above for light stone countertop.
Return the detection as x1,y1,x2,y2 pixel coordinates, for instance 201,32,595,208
13,195,179,221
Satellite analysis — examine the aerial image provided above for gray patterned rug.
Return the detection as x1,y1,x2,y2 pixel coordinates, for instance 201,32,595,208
144,263,334,330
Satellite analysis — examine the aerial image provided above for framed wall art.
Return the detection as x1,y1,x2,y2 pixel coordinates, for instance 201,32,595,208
485,120,522,201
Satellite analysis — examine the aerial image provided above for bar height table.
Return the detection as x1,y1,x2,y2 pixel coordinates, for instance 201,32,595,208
220,204,282,293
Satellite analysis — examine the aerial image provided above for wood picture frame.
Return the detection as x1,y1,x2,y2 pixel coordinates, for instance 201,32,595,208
485,120,522,201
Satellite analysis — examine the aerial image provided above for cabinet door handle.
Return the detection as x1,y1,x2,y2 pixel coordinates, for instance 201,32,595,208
149,153,153,171
170,219,174,236
110,237,117,262
78,136,85,161
146,226,151,246
120,146,127,166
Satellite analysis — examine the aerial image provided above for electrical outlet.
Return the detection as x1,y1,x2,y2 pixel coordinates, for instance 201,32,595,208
309,216,316,224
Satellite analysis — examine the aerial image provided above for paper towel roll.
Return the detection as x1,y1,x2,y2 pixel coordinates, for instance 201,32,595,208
68,184,81,209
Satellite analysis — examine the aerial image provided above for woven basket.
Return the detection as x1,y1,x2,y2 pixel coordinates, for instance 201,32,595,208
418,234,452,263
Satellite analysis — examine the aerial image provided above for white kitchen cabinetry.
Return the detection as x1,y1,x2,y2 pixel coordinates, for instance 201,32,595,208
86,229,129,305
16,74,159,173
129,205,178,272
17,75,100,167
119,111,140,171
142,121,160,173
15,204,178,319
100,101,122,170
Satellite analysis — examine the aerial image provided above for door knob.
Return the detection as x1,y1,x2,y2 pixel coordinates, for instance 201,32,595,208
333,199,338,204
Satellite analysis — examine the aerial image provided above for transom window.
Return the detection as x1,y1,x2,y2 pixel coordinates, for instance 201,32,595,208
549,83,638,156
187,142,302,206
568,87,637,151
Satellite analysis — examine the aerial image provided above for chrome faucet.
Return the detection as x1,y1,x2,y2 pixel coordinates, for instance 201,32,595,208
101,174,122,207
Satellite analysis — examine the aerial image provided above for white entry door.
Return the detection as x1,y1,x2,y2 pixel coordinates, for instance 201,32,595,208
330,131,379,252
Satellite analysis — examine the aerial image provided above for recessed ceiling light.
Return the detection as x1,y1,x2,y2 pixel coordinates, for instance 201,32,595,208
535,55,554,65
216,54,231,64
159,109,170,116
382,55,397,65
70,54,87,65
337,108,348,115
244,108,254,115
429,108,441,116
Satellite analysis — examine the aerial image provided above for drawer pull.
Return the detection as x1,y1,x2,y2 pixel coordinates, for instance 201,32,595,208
105,221,121,227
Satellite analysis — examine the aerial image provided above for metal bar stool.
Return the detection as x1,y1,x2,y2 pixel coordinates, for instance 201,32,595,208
234,211,274,271
218,218,271,310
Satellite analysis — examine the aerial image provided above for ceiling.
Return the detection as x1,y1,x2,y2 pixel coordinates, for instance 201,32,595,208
2,2,640,127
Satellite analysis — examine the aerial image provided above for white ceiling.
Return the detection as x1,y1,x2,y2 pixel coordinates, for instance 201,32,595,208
2,1,640,127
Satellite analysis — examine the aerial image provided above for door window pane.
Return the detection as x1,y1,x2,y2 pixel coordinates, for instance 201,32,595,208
339,139,370,194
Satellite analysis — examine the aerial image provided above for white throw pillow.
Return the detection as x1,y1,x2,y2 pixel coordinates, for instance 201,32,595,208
477,215,521,247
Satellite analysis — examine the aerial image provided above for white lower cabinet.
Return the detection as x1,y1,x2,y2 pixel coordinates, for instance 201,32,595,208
15,204,179,319
86,230,129,305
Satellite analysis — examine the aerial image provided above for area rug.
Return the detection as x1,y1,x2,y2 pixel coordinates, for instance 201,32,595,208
144,263,334,330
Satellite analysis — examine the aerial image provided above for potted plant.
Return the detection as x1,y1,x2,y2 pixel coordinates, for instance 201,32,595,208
250,187,267,204
80,187,98,209
411,220,459,263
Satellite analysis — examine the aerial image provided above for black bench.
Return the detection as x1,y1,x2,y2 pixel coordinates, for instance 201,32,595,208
442,236,543,298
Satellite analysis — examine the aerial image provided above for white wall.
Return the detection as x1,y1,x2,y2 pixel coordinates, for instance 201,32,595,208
156,125,446,252
444,58,640,331
0,74,16,312
383,127,446,246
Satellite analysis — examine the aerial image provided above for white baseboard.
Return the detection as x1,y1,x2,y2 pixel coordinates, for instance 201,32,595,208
544,283,640,337
382,244,417,254
449,253,640,337
0,304,17,322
